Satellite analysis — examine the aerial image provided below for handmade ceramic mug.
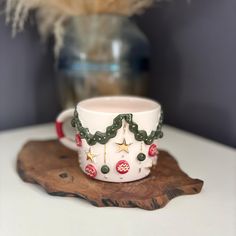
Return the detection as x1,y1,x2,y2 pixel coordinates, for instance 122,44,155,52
56,96,163,182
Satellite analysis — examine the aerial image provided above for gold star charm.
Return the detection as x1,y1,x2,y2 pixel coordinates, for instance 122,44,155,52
116,139,132,153
86,147,96,162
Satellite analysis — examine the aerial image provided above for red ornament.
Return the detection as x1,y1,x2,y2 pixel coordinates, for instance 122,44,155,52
116,160,130,174
75,134,82,146
148,144,158,157
85,164,97,178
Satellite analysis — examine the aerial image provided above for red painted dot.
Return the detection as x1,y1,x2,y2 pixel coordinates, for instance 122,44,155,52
85,164,97,178
148,144,158,157
75,134,82,146
116,160,130,174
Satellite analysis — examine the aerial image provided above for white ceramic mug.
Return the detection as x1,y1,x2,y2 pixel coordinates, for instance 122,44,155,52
56,96,163,182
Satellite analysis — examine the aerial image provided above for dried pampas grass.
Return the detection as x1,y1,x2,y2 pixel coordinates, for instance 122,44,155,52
4,0,160,56
5,0,156,35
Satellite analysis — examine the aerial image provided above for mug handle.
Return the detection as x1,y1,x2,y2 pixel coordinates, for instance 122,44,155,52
55,108,77,151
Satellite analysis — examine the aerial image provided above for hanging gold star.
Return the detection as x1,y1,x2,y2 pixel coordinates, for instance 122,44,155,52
86,147,96,162
116,139,132,153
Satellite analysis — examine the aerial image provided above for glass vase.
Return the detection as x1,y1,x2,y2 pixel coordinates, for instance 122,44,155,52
56,14,150,108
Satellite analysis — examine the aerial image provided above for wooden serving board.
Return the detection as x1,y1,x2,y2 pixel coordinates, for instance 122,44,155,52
17,140,203,210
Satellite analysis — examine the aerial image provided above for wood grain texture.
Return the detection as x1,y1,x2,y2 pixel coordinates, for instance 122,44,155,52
17,140,204,210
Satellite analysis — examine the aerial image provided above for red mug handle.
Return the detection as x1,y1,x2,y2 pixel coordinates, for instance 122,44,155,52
55,109,77,151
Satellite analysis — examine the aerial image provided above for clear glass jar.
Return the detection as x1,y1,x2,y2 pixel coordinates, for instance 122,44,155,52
57,14,150,108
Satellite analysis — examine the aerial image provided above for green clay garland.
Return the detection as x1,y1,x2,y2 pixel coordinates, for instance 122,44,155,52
71,108,163,146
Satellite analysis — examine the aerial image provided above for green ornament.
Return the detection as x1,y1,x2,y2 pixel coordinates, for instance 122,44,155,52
101,165,110,174
137,153,146,161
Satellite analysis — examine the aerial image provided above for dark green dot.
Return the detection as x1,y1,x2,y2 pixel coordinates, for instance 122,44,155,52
137,153,146,161
101,165,110,174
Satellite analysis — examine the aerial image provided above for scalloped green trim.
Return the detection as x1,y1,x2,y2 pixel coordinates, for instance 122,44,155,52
71,108,163,146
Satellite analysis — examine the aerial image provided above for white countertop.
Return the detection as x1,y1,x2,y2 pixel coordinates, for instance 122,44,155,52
0,124,235,236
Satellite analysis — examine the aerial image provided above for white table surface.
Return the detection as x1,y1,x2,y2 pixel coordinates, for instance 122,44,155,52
0,124,235,236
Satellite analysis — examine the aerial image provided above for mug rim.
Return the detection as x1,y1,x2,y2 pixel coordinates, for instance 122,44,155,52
77,96,161,115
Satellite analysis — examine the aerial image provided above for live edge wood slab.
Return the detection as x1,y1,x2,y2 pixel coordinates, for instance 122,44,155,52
17,140,203,210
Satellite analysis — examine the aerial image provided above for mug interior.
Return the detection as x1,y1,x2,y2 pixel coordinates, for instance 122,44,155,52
78,96,160,113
